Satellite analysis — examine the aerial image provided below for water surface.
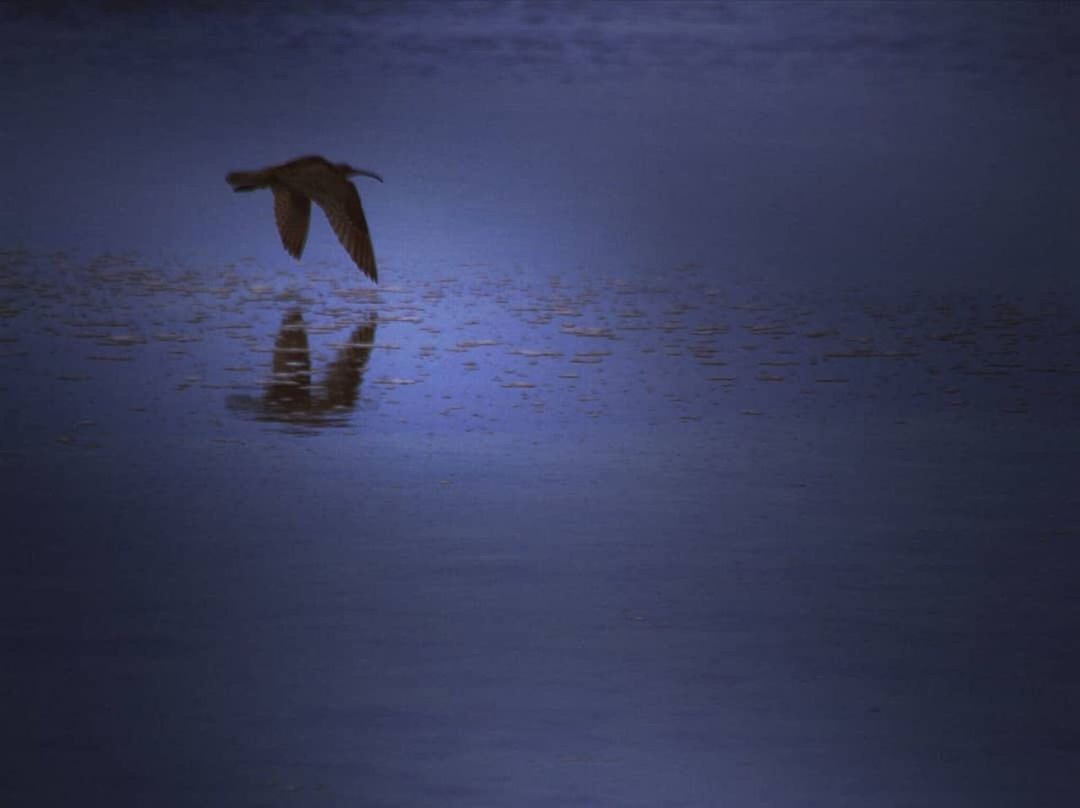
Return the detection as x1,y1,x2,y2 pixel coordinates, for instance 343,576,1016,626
3,3,1079,806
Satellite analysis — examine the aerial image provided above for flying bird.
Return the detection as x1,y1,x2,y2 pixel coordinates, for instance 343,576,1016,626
227,155,383,282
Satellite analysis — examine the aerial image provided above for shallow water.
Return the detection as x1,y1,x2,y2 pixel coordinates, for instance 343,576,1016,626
3,2,1080,805
3,251,1079,806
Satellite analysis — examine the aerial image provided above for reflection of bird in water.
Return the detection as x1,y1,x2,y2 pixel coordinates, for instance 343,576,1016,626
226,155,383,282
227,309,377,428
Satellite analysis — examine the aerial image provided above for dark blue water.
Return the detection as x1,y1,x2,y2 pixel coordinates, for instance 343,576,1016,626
3,3,1079,806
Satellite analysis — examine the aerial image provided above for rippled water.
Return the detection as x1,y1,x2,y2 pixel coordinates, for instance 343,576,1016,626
3,3,1080,806
3,248,1078,805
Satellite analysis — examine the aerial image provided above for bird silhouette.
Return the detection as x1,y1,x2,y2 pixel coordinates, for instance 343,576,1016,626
227,155,383,282
226,309,378,428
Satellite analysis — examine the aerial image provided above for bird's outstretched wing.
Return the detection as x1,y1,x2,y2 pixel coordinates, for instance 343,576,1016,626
272,186,312,259
310,183,378,283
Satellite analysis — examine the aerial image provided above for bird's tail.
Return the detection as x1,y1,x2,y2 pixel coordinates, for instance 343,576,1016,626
226,170,269,192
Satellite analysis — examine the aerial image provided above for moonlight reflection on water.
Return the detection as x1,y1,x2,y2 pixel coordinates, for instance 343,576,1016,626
2,250,1076,447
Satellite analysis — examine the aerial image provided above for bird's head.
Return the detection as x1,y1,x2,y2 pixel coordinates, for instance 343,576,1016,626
336,163,384,183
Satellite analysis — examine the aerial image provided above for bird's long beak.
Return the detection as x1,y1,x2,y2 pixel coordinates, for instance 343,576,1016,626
349,168,384,183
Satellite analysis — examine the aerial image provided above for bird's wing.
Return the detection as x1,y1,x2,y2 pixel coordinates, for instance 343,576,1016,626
310,182,378,283
272,186,312,259
321,315,378,409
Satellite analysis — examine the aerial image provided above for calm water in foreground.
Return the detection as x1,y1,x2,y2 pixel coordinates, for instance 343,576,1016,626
2,251,1078,806
3,2,1079,805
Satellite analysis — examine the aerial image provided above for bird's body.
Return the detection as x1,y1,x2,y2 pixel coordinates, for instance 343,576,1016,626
227,155,382,282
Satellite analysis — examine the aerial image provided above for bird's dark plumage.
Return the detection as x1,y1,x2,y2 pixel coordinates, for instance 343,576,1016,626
227,155,382,282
